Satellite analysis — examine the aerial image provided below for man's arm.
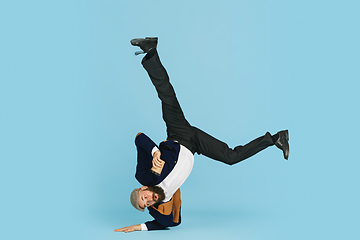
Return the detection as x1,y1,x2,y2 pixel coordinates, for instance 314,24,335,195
114,220,172,233
114,224,141,233
135,133,164,176
135,132,159,156
135,133,161,185
114,221,167,233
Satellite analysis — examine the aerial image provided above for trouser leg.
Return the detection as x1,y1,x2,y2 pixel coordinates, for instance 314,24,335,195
192,127,274,165
141,49,198,153
141,49,275,163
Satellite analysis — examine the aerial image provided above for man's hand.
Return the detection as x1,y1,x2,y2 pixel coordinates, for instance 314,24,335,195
114,224,141,233
152,150,164,169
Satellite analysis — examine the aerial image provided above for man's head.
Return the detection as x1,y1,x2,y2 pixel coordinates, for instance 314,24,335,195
130,186,165,211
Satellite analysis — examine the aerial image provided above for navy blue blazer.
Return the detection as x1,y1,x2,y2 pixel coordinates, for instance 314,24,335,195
135,133,181,186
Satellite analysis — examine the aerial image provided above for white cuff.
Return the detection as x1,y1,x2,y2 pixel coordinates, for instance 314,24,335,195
151,146,159,156
140,223,148,231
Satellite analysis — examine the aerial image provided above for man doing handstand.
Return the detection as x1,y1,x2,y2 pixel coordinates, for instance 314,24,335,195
114,37,290,233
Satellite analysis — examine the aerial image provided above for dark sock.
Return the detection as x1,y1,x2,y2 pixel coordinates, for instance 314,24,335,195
271,133,279,144
143,48,157,61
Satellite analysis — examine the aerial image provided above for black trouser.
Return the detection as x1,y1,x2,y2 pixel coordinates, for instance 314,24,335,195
141,49,274,165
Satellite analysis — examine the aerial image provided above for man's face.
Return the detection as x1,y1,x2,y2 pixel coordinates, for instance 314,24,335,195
138,186,159,210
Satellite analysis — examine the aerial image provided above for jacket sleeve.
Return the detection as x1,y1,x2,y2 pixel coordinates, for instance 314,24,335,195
145,220,168,231
144,213,181,231
135,133,159,186
135,133,158,155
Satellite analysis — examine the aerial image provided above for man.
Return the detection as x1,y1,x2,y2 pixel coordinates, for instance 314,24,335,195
114,37,289,233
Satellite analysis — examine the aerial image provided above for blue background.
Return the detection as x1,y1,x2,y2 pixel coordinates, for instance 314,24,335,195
1,0,359,239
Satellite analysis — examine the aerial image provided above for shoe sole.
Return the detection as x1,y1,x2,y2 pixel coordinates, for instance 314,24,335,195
130,37,158,46
275,130,289,160
285,130,289,141
284,130,289,160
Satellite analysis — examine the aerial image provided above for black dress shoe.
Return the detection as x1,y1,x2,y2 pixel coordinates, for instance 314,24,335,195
130,37,158,55
275,130,289,160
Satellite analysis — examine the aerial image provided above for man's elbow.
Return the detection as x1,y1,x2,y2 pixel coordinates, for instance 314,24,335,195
135,132,143,139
